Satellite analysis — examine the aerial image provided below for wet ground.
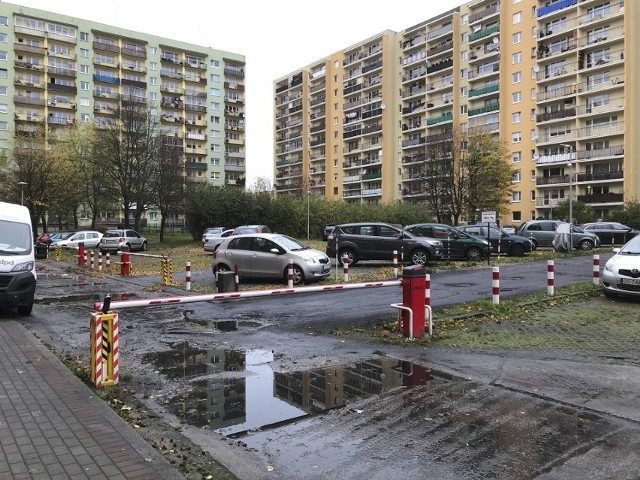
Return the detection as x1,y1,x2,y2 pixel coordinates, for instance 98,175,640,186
17,259,640,479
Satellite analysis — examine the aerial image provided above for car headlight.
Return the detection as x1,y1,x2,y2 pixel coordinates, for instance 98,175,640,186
482,240,489,245
604,261,614,272
12,261,34,272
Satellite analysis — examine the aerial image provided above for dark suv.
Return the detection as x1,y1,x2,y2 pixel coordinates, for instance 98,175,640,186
326,222,443,266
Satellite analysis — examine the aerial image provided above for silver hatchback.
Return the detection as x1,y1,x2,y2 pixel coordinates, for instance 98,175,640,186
99,229,148,253
212,233,330,285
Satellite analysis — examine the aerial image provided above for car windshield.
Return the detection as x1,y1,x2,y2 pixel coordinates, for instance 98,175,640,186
0,220,32,254
235,227,257,234
619,236,640,254
275,235,309,251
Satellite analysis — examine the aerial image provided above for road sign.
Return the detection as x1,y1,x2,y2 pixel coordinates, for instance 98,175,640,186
481,211,496,223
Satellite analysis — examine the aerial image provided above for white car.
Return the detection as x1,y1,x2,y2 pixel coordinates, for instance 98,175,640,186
601,235,640,299
203,229,235,252
50,230,102,249
212,233,331,285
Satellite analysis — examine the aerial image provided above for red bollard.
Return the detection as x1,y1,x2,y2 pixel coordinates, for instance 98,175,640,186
425,273,431,307
342,254,349,282
400,265,426,338
593,254,600,286
492,266,500,305
78,242,86,266
287,259,294,287
547,259,555,295
120,245,130,276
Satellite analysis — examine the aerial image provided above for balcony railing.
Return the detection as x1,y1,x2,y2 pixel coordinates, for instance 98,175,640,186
577,193,623,203
469,103,499,117
536,0,577,18
469,24,499,43
469,83,499,98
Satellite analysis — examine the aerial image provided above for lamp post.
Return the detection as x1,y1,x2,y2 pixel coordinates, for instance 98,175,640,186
560,144,573,251
17,181,27,206
306,189,310,240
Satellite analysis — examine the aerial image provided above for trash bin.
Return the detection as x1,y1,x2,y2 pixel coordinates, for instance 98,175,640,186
34,242,48,260
217,271,235,292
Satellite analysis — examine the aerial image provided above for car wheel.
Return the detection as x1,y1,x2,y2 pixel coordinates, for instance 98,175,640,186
338,249,358,266
410,248,430,266
141,241,148,251
17,302,33,316
465,247,483,260
509,243,526,257
213,264,231,275
285,265,305,285
579,239,594,251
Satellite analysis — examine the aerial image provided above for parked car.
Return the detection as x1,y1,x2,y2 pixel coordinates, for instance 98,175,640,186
457,224,534,256
233,225,272,235
403,223,490,260
37,231,75,247
501,225,517,235
322,224,336,241
203,229,235,252
516,220,600,250
212,233,330,285
202,226,226,246
601,235,640,299
99,229,147,253
326,222,443,266
50,230,102,249
579,222,639,245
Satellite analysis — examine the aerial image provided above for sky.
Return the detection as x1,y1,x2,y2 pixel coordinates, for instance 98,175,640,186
12,0,461,187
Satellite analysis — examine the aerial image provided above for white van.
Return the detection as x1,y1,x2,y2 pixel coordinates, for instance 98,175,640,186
0,202,36,315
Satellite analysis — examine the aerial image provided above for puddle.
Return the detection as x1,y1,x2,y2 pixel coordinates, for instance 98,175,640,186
142,344,437,436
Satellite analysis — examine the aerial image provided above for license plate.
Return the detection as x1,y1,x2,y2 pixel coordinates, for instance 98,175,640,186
621,278,640,286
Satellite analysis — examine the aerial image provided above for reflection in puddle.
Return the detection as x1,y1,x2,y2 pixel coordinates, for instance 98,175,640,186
143,344,433,436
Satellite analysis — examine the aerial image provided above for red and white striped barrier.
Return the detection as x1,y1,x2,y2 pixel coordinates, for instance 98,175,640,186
185,261,191,291
547,260,555,296
593,254,600,286
393,250,398,277
287,260,293,288
492,266,500,305
343,255,349,282
425,273,431,307
94,279,403,311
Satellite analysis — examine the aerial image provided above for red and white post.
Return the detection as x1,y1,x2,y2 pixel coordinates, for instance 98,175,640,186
392,250,398,277
90,251,95,269
492,266,500,305
287,260,294,288
185,261,192,291
106,252,111,269
234,264,240,292
425,273,431,307
98,252,103,272
547,260,555,295
342,254,349,283
593,254,600,286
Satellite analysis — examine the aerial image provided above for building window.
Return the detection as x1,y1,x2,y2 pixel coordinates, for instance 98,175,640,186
531,170,536,181
149,77,157,85
512,72,522,83
211,158,220,165
0,33,6,43
211,74,220,83
512,171,521,183
211,115,220,123
461,14,468,25
80,48,89,58
211,144,221,152
460,68,467,79
460,50,467,61
80,32,89,41
461,105,467,115
512,132,522,143
210,88,221,96
0,51,7,61
0,17,8,26
210,172,220,180
81,113,90,122
513,32,522,44
512,92,522,103
150,92,157,101
512,52,522,64
513,12,522,23
460,86,467,97
512,191,522,202
512,151,521,163
80,81,89,90
0,86,6,96
461,33,468,43
0,69,7,79
149,61,157,71
0,121,6,130
79,64,88,74
512,112,521,123
80,97,89,106
150,47,157,55
211,59,220,68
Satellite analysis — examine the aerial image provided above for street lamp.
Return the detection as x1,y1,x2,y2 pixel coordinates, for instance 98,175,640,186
560,144,573,251
17,181,27,206
306,189,310,240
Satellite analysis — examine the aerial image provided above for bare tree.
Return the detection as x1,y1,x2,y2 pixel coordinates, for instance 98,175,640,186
94,92,159,230
153,136,185,241
248,176,274,193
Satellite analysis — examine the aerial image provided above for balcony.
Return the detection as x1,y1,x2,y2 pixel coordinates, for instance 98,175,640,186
469,3,499,24
426,58,453,74
469,24,499,43
536,0,577,18
536,108,576,123
426,113,452,126
468,62,499,80
427,23,453,41
469,83,499,98
577,193,623,204
576,170,623,183
469,103,499,117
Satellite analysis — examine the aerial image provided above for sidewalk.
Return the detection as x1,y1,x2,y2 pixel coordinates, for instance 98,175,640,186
0,319,185,480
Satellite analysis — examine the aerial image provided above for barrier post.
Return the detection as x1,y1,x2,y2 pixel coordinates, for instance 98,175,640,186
492,266,500,305
393,250,398,277
425,273,431,307
121,246,130,276
399,265,426,338
234,265,240,291
89,311,119,388
593,254,600,286
342,255,349,283
90,251,95,270
287,260,294,288
98,252,103,272
185,261,191,291
78,242,86,266
547,260,555,296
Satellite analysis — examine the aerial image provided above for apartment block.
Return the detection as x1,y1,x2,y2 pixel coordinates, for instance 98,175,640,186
273,0,636,224
0,2,246,186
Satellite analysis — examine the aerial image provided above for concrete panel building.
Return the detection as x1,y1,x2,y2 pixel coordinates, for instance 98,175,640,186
273,0,634,224
0,2,246,187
